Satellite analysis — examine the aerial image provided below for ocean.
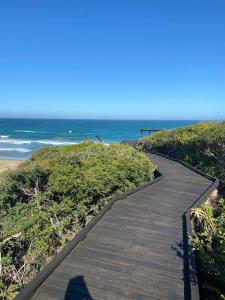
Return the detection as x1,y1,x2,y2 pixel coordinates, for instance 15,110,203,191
0,119,199,160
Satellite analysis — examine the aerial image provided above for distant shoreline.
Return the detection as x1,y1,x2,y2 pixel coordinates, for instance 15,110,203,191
0,159,24,173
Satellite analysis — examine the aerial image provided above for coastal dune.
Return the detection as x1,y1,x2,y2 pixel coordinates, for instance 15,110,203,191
0,159,23,173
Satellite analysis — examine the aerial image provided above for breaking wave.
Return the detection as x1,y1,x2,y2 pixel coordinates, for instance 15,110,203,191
15,130,36,133
0,135,10,138
0,138,79,146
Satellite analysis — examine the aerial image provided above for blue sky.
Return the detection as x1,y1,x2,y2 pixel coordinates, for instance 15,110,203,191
0,0,225,120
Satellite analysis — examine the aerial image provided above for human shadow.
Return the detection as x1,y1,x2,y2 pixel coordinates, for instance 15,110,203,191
171,215,198,300
64,275,94,300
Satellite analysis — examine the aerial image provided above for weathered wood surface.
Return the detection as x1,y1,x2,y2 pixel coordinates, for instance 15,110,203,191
31,154,212,300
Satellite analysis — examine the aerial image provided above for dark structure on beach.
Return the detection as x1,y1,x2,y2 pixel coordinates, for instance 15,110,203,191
140,128,164,137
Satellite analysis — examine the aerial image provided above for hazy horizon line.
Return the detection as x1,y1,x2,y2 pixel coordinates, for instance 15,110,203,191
0,117,222,121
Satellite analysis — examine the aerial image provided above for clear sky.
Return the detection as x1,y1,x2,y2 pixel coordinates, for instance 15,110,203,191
0,0,225,120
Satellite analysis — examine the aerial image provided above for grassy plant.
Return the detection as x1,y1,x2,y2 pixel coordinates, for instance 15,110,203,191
191,200,225,299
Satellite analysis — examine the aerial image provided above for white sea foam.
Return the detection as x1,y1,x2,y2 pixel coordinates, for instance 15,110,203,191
0,139,32,144
15,130,71,134
0,148,32,153
36,140,78,145
0,138,79,146
0,135,9,138
0,137,111,147
15,130,36,133
15,130,55,134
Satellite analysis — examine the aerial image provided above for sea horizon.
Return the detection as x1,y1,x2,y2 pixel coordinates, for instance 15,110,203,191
0,116,216,121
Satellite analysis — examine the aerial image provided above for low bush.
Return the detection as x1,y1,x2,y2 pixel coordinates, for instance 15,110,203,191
191,200,225,299
0,142,155,299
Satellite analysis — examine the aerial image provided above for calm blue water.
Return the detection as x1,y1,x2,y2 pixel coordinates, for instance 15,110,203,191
0,119,199,160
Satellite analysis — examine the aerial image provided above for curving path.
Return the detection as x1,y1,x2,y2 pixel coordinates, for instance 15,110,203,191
25,154,214,300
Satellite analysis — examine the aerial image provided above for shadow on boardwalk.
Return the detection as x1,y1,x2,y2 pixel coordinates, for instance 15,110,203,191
64,275,93,300
171,216,198,300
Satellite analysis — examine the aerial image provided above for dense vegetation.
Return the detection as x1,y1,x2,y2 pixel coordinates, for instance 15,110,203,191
191,201,225,299
138,122,225,299
0,142,156,299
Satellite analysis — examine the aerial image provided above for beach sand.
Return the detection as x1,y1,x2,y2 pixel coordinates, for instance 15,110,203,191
0,159,23,173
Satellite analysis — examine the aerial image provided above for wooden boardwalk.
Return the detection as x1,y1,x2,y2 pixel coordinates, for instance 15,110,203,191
28,154,214,300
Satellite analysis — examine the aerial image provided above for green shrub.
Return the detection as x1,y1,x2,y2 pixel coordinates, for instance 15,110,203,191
0,142,155,299
191,200,225,299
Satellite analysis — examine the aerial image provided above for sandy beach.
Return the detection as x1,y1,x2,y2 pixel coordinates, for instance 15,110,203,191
0,159,23,173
